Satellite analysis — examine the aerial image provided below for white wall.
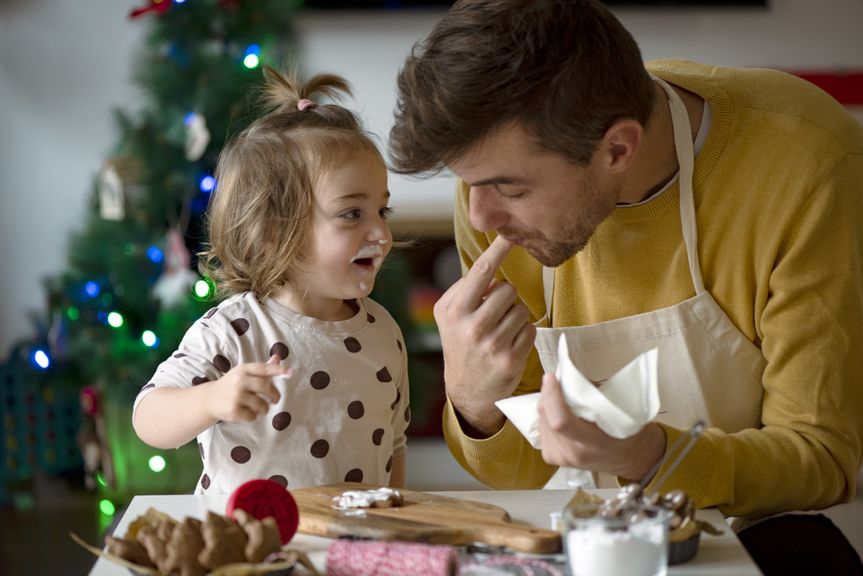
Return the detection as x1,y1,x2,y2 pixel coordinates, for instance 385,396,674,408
0,0,145,357
3,0,863,358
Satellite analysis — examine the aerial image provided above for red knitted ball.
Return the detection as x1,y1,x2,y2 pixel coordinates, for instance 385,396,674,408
226,479,299,544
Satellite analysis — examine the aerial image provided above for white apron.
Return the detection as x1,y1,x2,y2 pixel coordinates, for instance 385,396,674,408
531,78,862,558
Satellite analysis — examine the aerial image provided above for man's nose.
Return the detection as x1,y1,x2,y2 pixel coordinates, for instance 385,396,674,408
469,186,508,233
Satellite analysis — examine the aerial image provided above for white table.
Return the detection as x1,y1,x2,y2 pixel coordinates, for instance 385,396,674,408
86,489,761,575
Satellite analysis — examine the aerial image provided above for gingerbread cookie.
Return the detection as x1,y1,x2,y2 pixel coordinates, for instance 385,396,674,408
199,510,248,569
234,508,282,563
104,535,155,568
165,517,206,576
332,487,404,510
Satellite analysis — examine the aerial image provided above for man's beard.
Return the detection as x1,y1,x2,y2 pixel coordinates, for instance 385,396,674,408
516,179,620,268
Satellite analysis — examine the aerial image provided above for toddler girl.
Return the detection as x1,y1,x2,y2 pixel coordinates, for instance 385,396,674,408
133,68,409,494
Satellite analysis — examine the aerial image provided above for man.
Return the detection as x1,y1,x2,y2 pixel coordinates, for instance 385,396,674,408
389,0,863,573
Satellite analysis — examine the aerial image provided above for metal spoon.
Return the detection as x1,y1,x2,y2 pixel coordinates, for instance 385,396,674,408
642,419,706,493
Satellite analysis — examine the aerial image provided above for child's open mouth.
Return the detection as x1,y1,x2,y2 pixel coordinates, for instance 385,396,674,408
352,257,377,269
350,245,384,272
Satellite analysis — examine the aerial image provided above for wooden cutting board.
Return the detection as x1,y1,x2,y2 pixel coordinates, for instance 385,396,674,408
292,483,561,553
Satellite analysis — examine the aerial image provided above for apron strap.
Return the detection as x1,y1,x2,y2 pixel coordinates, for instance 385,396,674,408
656,77,706,295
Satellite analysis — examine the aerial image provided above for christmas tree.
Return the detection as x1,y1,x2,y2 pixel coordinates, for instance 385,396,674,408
0,0,300,512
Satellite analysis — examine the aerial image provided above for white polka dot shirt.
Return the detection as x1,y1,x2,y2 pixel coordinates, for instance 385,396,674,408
134,292,410,494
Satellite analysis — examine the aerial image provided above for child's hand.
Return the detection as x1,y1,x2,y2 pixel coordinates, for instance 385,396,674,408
206,355,290,423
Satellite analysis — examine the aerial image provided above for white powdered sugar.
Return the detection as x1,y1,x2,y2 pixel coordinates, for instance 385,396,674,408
332,487,402,510
566,522,667,576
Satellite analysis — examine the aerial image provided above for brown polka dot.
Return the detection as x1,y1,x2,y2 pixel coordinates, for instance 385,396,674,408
269,475,288,488
390,389,400,410
386,456,393,473
310,439,329,459
272,411,291,431
173,352,187,359
201,474,210,490
230,318,250,335
204,307,218,319
372,428,384,446
142,383,155,391
231,446,251,464
310,371,330,390
397,340,402,351
347,401,364,419
198,442,204,460
376,367,392,383
191,376,209,386
269,342,289,360
344,337,362,353
213,354,231,373
404,405,411,423
345,469,363,483
367,314,376,323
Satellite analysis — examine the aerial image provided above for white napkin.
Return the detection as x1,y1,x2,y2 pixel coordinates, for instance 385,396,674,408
495,334,660,448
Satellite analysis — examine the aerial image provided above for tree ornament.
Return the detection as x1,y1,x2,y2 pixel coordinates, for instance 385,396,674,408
98,157,143,221
47,309,69,362
77,386,115,491
129,0,172,20
97,164,125,221
184,112,211,162
152,228,200,307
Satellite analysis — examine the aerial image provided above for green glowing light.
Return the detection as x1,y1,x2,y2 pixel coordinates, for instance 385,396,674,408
99,499,116,516
141,330,158,347
107,311,124,328
66,306,80,321
148,455,166,473
193,278,213,300
243,54,260,69
96,472,107,487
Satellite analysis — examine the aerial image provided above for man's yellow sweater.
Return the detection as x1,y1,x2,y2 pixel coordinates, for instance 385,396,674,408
443,60,863,519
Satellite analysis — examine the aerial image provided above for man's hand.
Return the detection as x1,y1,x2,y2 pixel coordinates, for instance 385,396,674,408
537,373,666,481
205,355,289,423
434,235,536,437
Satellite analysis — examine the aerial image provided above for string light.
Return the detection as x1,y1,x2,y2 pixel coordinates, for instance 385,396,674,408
107,312,124,328
99,499,116,516
66,306,80,321
243,44,261,69
147,246,164,263
199,175,216,193
148,455,167,473
84,281,100,298
193,278,214,300
31,349,51,370
141,330,159,348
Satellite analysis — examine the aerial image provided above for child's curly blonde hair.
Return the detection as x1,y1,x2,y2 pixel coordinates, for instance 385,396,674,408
198,66,384,299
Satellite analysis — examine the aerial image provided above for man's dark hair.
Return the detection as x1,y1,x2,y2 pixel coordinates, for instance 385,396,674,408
390,0,655,174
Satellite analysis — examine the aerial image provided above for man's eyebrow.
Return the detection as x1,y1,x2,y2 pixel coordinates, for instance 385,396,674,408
470,176,529,187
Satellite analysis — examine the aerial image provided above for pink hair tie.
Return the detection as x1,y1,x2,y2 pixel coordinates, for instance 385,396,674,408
297,99,315,111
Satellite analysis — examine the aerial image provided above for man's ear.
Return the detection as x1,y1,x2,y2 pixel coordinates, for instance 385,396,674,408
599,119,642,174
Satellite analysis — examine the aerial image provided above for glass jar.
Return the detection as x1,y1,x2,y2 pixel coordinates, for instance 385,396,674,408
563,503,671,576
